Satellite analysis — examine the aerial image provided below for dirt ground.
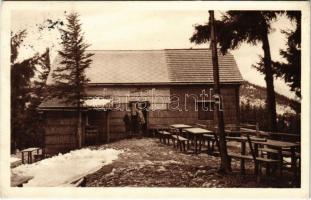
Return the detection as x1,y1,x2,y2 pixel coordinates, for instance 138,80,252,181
85,138,298,188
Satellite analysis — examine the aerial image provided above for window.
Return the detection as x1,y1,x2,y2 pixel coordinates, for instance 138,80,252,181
198,102,214,120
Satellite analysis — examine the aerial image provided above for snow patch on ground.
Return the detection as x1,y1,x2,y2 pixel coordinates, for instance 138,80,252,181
12,148,122,187
10,157,21,163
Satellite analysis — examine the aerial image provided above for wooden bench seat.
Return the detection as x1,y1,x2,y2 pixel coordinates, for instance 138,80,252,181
202,134,216,154
258,147,279,154
256,157,279,163
158,131,172,145
228,152,253,160
245,135,283,177
258,147,300,157
159,130,171,135
171,135,189,152
171,135,188,141
203,134,215,139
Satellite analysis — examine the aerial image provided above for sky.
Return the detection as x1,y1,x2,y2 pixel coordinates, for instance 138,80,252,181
11,7,297,99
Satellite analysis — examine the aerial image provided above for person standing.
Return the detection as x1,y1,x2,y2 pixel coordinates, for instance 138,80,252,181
131,103,139,136
137,109,146,138
123,112,131,138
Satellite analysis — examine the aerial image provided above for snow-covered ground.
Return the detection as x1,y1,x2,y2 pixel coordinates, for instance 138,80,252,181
10,156,21,163
12,148,122,187
240,95,296,115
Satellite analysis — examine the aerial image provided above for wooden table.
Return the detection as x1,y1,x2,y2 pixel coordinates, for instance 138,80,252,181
226,136,266,142
21,147,40,164
252,139,300,182
170,124,192,137
225,129,257,137
170,124,192,130
184,128,212,154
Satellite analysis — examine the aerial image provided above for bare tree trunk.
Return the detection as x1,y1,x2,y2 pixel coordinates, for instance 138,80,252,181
209,10,230,173
261,23,277,132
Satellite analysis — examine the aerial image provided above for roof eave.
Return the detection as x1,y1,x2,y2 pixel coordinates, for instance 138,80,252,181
87,81,244,86
38,107,112,111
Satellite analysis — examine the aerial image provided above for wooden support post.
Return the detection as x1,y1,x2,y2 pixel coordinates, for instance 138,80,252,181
81,112,86,147
241,141,246,175
256,123,260,137
21,152,25,164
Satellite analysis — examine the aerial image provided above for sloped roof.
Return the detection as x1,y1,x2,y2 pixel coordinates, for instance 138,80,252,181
47,48,243,85
166,49,243,83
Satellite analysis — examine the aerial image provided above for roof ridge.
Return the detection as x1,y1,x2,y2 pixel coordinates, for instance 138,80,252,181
86,49,164,51
86,48,213,51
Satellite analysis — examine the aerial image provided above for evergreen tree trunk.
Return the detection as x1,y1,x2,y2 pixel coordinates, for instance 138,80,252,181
261,23,277,132
209,10,230,173
77,108,82,148
76,63,83,148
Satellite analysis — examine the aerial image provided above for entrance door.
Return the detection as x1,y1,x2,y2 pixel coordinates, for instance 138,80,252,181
84,111,105,145
130,101,149,135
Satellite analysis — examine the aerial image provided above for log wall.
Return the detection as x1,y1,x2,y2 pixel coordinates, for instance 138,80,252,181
44,111,78,155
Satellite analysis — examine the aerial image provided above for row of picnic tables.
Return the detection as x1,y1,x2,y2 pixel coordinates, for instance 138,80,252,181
152,123,300,183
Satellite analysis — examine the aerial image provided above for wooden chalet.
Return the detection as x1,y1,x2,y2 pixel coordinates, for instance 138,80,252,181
39,48,244,154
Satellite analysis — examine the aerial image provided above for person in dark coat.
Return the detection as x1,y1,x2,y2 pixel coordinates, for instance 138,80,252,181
123,112,131,137
137,109,146,137
131,103,139,136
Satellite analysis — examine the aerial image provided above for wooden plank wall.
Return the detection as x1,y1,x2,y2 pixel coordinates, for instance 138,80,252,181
109,111,127,140
86,111,107,142
44,111,77,155
108,85,240,139
170,85,239,125
43,84,240,153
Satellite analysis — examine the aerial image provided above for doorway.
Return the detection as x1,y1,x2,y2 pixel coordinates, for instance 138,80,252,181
84,111,106,145
129,101,150,136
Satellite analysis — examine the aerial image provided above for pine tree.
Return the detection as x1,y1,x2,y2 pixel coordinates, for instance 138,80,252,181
190,11,282,132
11,30,52,151
26,48,52,148
11,30,38,151
274,11,301,98
51,12,94,148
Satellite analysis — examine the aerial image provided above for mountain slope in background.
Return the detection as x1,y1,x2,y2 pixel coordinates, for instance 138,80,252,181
239,81,300,115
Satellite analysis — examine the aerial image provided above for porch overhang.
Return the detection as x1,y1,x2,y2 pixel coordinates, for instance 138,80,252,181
38,97,113,111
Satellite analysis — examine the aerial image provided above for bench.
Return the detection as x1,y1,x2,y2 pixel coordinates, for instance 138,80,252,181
171,135,189,152
228,152,253,160
214,133,281,177
246,135,282,177
158,130,172,145
202,134,216,154
258,147,301,173
258,147,300,157
227,152,253,174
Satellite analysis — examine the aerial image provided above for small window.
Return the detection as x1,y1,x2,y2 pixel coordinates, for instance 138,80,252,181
198,102,214,120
